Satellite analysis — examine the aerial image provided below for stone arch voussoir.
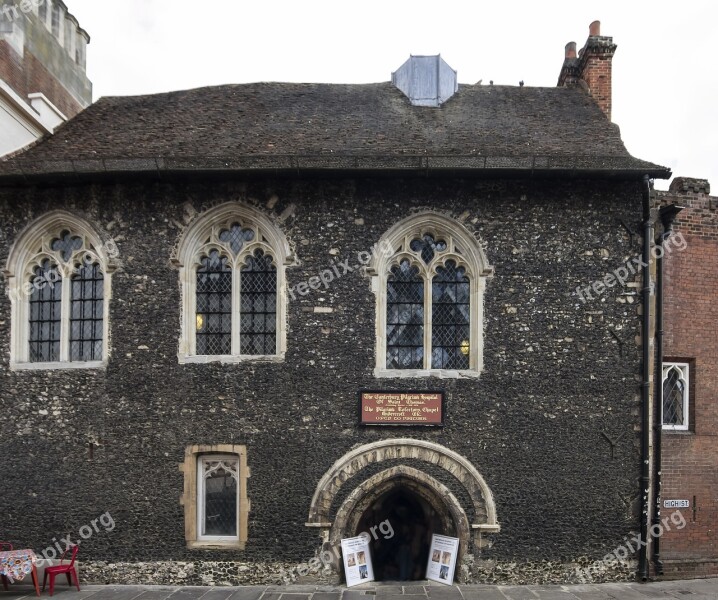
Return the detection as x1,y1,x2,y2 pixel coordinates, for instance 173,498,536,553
306,439,500,552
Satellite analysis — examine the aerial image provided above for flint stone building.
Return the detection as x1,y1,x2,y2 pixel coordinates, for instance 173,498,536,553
0,22,681,585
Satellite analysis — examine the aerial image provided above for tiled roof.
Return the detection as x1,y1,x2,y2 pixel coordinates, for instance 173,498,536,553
0,82,670,181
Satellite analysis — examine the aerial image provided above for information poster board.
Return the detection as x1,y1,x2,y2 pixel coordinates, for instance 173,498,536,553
341,535,375,587
426,534,460,585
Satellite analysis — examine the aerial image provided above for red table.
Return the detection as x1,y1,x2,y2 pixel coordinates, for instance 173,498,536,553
0,549,41,596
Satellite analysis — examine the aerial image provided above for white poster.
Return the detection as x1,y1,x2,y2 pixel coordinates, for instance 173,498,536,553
425,534,460,585
341,535,375,586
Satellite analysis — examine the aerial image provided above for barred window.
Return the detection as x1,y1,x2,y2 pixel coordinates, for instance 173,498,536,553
370,213,492,377
6,213,115,370
662,362,690,431
175,203,292,363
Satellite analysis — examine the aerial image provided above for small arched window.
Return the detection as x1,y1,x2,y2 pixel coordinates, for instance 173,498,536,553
662,362,690,431
5,212,116,370
173,203,293,364
369,213,493,378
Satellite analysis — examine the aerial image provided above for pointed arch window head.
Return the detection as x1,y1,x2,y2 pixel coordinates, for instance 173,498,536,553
370,213,492,379
173,203,294,364
662,362,690,431
5,213,116,370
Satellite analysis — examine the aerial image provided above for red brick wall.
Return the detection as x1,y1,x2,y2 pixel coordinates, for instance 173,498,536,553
0,40,83,118
657,179,718,579
581,54,613,121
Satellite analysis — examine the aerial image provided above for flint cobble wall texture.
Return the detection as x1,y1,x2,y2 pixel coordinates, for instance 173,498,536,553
0,176,645,583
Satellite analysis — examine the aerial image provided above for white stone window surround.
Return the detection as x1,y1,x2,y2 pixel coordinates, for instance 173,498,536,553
4,210,117,371
367,212,493,379
662,362,690,431
172,202,295,364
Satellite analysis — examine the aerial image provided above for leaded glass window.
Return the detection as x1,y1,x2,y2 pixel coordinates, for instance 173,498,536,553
15,225,110,366
384,233,475,371
29,260,62,363
387,260,424,369
662,363,689,430
198,456,239,539
432,261,470,370
8,215,114,369
70,262,104,361
240,250,277,355
196,251,232,356
190,217,280,358
373,214,491,376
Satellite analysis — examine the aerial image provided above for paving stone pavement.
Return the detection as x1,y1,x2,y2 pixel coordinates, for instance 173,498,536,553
2,580,718,600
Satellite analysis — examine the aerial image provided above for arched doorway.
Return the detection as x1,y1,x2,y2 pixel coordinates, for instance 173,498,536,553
307,440,501,582
354,486,452,581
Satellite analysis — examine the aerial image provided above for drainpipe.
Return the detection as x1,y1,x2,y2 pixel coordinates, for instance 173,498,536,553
651,204,683,576
637,175,652,582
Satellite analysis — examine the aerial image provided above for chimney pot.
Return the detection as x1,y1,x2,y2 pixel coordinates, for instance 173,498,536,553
589,20,601,36
565,42,577,59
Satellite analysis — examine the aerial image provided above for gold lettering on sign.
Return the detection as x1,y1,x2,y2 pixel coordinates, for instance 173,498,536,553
361,392,443,425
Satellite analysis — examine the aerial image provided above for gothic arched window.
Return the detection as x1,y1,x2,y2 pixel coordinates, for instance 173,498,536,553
174,203,293,363
370,213,493,378
5,212,116,369
662,362,690,431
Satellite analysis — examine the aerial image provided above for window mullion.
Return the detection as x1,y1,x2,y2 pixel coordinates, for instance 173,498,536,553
424,272,432,369
232,265,241,355
60,273,71,362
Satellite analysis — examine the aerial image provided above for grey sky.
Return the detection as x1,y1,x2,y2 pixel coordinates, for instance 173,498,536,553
67,0,716,191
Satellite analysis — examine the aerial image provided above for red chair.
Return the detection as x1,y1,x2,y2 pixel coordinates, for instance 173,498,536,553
42,544,80,596
0,542,13,591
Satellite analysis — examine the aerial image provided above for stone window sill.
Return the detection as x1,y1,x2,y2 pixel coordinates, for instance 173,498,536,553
374,368,481,379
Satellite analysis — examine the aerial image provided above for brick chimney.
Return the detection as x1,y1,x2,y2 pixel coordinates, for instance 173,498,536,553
557,20,617,120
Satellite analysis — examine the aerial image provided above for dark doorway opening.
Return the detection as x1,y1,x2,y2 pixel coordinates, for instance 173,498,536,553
355,487,447,581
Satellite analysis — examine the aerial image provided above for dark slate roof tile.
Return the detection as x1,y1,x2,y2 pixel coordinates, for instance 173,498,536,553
0,82,669,179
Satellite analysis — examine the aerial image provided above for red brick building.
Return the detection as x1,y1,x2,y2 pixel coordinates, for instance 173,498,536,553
656,177,718,579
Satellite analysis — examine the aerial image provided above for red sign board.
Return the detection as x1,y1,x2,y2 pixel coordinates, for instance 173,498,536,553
360,391,444,426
